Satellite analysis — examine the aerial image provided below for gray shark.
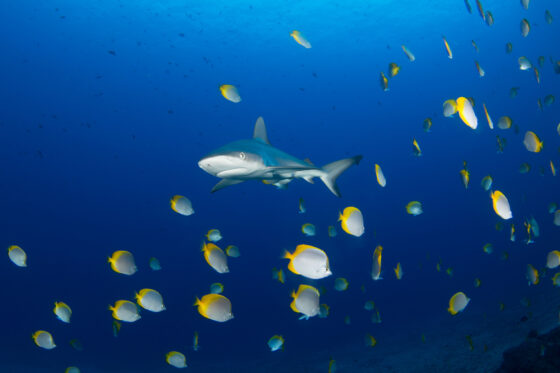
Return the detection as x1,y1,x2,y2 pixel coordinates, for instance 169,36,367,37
198,117,362,197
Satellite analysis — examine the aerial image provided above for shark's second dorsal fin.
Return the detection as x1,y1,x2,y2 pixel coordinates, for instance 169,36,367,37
253,116,270,144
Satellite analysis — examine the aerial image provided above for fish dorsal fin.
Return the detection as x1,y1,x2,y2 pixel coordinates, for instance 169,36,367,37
253,116,270,144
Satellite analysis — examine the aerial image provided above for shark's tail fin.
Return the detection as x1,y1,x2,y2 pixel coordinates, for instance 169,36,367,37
320,155,362,197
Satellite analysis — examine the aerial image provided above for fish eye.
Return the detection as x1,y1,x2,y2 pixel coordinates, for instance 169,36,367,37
239,152,246,160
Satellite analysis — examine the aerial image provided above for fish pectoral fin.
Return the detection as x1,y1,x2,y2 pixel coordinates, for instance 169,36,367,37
211,179,244,193
303,176,314,184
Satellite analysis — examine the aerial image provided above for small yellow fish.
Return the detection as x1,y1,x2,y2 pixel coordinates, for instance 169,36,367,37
406,201,423,216
394,262,403,280
272,268,285,284
290,30,311,48
298,197,306,213
460,162,470,189
521,19,530,37
505,42,513,54
448,292,470,315
523,131,543,153
371,246,383,280
364,334,377,347
423,118,433,132
483,103,493,129
112,320,121,337
32,330,56,350
527,264,539,285
401,45,415,61
388,63,400,78
219,84,241,103
375,164,386,187
471,40,479,52
412,138,421,156
442,36,453,59
456,97,478,129
193,331,200,351
475,61,485,77
379,72,389,91
474,278,481,287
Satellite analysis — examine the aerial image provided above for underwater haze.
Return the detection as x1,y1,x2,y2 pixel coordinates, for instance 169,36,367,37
1,0,560,372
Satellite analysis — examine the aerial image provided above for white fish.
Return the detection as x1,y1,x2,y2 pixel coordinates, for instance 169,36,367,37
166,351,187,368
283,245,331,280
32,330,56,350
290,284,320,319
7,245,27,267
109,300,141,322
136,289,166,312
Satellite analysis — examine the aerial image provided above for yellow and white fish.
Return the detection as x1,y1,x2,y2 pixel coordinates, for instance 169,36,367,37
375,164,386,187
338,206,365,237
491,190,512,220
442,36,453,59
202,242,229,274
7,245,27,267
135,288,165,312
527,264,539,285
283,245,331,279
206,229,222,242
268,335,285,351
456,97,478,129
32,330,56,350
394,262,403,279
372,245,383,280
483,103,493,129
290,284,320,319
301,223,316,237
412,138,422,156
523,131,543,153
448,292,470,315
481,175,492,191
53,302,72,323
194,293,233,322
109,300,141,322
290,30,311,49
406,201,423,216
108,250,137,275
401,45,415,61
219,84,241,103
170,195,194,216
166,351,187,368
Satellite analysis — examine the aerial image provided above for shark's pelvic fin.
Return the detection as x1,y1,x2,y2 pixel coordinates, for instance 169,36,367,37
211,179,245,193
320,155,363,197
253,116,270,144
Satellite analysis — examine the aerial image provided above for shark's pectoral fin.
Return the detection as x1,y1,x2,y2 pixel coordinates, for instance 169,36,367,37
303,176,314,184
211,179,245,193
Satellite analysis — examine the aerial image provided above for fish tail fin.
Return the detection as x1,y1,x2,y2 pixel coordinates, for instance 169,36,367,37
194,297,201,307
320,155,363,197
282,250,292,260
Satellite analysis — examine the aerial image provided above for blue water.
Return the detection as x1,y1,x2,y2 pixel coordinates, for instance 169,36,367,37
1,0,559,372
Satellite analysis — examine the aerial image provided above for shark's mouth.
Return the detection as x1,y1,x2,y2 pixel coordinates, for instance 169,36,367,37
216,168,253,178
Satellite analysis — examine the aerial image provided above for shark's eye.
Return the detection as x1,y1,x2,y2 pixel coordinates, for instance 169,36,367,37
239,152,246,160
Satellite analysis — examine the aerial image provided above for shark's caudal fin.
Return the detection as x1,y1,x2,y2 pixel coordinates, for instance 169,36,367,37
320,155,363,197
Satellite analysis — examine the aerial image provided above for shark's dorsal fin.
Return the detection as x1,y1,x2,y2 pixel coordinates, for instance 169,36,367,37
253,116,270,144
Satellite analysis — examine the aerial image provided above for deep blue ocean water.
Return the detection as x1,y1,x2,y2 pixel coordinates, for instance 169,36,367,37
1,0,559,372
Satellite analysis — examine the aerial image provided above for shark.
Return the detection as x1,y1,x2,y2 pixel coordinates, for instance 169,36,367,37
198,117,362,197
